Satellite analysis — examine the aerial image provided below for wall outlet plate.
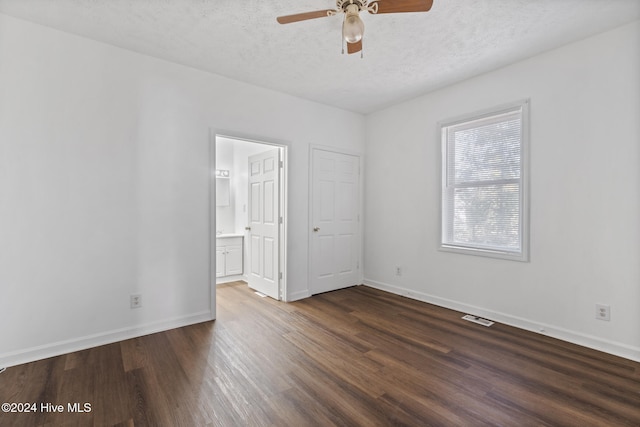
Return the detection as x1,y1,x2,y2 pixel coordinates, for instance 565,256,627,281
130,294,142,309
595,304,610,321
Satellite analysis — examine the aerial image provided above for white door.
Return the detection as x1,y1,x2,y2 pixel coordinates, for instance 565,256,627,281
247,148,280,299
310,148,360,294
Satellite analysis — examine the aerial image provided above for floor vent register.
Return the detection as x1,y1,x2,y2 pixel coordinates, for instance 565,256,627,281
462,314,494,327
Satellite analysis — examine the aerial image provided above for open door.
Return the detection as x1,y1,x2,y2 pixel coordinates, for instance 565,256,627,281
247,148,280,299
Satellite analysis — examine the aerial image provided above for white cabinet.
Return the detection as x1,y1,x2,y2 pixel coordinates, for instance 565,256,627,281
216,236,243,278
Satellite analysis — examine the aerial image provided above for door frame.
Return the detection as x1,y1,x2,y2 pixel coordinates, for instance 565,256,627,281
307,145,363,295
209,129,289,319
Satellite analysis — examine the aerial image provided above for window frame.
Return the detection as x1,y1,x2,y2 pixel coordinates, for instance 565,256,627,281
438,99,530,262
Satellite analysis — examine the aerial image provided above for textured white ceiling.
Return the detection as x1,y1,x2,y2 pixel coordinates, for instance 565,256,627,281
0,0,638,113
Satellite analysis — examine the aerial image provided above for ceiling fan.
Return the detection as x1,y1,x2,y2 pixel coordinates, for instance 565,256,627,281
276,0,434,55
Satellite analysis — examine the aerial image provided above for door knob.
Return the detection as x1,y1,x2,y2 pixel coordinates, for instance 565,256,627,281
245,226,251,231
313,227,320,232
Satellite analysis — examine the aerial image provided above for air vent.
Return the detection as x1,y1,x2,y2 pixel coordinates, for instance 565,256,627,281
462,314,494,327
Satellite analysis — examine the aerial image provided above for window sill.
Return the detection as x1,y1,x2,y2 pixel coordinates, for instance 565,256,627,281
439,244,529,262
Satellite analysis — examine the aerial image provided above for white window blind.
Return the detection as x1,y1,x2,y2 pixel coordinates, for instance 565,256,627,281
440,101,529,261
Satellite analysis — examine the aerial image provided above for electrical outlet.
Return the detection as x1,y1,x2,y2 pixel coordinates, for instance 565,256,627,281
595,304,610,321
130,294,142,309
395,266,402,276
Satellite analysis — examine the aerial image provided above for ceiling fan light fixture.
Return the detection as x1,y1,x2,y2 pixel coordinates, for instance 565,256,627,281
342,6,364,43
277,0,434,54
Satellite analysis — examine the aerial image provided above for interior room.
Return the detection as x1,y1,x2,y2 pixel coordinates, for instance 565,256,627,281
214,136,280,285
0,0,638,424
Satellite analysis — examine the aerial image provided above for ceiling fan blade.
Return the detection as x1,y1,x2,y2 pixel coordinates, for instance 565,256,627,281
347,40,362,55
276,9,336,24
369,0,433,14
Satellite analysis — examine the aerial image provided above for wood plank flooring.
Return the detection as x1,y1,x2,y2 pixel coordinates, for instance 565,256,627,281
1,282,639,426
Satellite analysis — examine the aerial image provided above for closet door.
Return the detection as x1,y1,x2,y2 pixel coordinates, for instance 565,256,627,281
310,148,360,295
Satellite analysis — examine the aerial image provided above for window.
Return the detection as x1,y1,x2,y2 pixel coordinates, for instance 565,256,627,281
440,100,529,261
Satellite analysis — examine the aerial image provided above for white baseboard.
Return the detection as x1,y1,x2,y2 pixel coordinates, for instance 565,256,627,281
287,289,311,302
0,310,212,369
362,279,640,363
216,274,246,285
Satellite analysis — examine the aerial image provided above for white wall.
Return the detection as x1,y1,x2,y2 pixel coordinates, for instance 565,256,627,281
0,14,364,367
364,21,640,361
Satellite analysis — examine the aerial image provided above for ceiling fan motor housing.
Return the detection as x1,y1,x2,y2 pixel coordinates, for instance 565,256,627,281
337,0,368,13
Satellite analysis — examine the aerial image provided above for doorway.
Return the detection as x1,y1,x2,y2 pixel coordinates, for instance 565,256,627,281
212,134,287,305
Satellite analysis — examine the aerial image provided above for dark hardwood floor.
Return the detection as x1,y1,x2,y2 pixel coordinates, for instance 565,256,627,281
1,282,639,426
